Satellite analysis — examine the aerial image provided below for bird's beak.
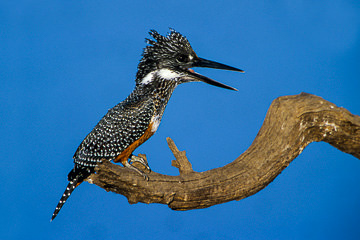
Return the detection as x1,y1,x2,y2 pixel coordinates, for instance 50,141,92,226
184,57,244,91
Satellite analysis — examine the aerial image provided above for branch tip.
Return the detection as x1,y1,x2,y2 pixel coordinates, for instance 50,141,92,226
167,137,194,175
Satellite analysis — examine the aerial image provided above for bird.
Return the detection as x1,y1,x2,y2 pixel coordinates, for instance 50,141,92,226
51,29,244,221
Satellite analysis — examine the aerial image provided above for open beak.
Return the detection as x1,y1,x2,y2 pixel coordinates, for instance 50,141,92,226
186,57,244,91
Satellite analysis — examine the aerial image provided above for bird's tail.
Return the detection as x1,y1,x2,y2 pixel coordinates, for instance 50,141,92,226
50,176,82,222
50,167,92,221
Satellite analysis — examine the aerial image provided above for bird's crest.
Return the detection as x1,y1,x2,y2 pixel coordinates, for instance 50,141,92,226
144,29,193,57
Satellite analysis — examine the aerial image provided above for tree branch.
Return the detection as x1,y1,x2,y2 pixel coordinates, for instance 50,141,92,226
88,93,360,210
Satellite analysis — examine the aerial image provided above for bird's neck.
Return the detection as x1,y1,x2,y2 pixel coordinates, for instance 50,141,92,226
128,80,178,117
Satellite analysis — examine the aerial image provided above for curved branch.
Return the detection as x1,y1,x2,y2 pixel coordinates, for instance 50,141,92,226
88,93,360,210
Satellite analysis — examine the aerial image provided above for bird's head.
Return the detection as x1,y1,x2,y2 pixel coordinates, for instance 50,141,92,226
136,29,244,90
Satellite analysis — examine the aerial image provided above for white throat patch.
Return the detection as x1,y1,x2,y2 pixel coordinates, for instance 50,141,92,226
158,69,181,80
140,71,155,84
140,69,181,84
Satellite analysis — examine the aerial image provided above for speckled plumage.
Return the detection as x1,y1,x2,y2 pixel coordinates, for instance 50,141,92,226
51,29,243,221
51,75,178,221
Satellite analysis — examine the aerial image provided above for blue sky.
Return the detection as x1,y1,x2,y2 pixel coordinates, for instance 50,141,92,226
1,1,359,239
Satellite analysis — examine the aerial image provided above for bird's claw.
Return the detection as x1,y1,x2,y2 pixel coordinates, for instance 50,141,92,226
123,156,150,181
130,154,151,172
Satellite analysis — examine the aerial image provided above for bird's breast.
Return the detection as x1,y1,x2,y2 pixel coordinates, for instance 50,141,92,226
150,114,161,133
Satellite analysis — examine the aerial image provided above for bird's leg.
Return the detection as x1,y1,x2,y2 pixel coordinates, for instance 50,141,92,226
129,154,151,172
122,160,149,181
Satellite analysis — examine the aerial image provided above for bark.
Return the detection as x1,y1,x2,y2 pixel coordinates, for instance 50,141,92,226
88,93,360,210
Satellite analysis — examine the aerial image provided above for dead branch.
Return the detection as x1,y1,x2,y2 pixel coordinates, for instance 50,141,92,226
88,93,360,210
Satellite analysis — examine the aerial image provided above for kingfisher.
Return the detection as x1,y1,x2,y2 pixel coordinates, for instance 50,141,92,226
51,29,244,221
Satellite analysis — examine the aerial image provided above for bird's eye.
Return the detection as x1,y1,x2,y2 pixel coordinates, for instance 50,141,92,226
176,54,188,63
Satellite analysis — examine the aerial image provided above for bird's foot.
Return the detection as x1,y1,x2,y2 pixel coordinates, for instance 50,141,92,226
129,154,151,172
123,160,149,181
